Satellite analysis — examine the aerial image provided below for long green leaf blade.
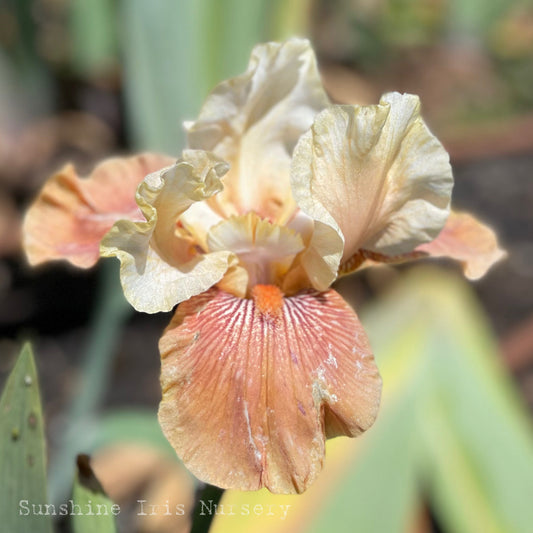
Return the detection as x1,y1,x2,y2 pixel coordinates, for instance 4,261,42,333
0,343,52,533
418,272,533,533
365,267,533,533
120,0,277,153
120,0,212,153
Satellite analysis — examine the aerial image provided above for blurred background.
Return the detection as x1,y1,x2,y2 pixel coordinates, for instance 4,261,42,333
0,0,532,532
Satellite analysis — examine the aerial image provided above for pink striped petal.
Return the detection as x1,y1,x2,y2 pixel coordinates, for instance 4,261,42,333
23,153,174,268
159,286,381,493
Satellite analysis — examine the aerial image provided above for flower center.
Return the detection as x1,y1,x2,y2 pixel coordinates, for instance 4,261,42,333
207,211,305,295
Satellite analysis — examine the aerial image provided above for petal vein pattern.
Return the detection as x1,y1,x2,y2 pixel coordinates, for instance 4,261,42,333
159,287,381,493
19,36,509,497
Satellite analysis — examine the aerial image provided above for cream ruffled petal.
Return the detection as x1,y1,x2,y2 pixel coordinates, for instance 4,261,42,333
336,211,506,281
179,200,224,252
186,38,329,223
101,150,234,313
291,93,453,288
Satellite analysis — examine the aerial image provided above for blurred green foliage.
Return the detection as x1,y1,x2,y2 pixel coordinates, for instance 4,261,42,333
321,0,533,110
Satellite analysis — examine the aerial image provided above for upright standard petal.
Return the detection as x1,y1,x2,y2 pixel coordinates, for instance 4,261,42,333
186,38,329,223
23,153,174,267
417,211,507,279
291,93,453,288
159,286,381,494
101,150,235,313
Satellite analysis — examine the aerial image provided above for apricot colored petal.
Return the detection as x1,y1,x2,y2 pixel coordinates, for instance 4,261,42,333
186,38,329,223
23,153,174,268
207,212,304,293
291,93,453,287
417,211,507,279
101,150,233,313
159,287,381,494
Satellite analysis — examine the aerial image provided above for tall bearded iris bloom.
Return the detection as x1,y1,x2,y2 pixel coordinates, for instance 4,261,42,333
23,39,505,494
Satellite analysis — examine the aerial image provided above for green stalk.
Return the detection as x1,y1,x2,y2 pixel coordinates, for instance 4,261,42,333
48,260,132,504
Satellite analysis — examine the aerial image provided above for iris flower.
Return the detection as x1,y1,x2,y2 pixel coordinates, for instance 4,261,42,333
23,39,505,494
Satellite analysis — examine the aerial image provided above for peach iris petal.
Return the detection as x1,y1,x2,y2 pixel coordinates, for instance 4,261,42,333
186,38,329,224
158,286,381,494
23,153,173,268
416,211,507,279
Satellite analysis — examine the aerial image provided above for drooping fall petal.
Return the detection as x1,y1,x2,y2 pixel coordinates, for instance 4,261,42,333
186,38,329,223
23,153,174,267
158,286,381,494
100,150,236,313
416,211,507,279
291,93,453,289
